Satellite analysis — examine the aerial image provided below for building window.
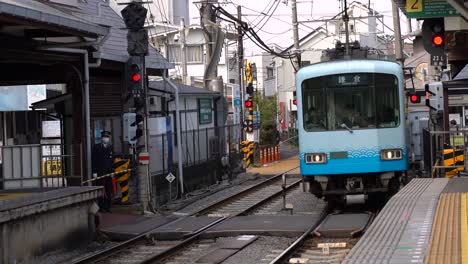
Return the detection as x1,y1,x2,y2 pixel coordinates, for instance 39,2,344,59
187,45,203,63
167,45,181,63
167,44,203,63
266,67,274,79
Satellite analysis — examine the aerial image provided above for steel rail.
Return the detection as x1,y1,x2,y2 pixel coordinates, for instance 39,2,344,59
140,174,302,263
267,214,327,264
72,165,300,264
194,165,300,216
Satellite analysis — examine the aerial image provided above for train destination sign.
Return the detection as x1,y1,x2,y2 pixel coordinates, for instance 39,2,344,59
329,73,370,87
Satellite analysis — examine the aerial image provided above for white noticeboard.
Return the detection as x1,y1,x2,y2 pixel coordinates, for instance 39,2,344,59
246,131,259,143
449,113,461,126
42,120,61,138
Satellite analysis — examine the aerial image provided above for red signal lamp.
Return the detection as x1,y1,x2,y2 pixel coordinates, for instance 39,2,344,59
245,100,253,108
132,73,141,82
409,93,420,104
432,35,443,46
293,99,298,105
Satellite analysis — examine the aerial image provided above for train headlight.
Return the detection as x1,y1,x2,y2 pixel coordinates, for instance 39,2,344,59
380,149,403,161
305,153,327,164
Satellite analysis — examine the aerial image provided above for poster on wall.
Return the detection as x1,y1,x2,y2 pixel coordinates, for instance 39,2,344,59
42,120,61,138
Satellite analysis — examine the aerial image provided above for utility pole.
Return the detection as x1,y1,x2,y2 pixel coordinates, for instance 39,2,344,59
121,2,150,211
180,17,188,85
406,18,412,35
237,5,245,139
291,0,301,71
343,0,350,56
392,0,404,66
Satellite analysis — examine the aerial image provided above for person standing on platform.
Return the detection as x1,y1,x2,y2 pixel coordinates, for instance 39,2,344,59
92,130,114,212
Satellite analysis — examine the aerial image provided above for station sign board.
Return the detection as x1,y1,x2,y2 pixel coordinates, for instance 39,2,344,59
405,0,462,19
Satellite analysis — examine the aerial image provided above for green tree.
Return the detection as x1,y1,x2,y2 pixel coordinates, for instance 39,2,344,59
256,95,277,145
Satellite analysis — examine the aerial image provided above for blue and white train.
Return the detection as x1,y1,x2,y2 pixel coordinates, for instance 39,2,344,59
296,59,407,205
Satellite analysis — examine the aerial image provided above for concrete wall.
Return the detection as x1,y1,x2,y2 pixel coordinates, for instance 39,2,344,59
0,187,102,263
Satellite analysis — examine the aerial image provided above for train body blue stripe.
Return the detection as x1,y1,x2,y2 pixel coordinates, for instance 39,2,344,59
300,155,408,175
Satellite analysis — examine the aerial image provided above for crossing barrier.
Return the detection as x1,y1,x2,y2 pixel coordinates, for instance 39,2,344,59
443,148,464,178
114,158,131,203
240,140,255,168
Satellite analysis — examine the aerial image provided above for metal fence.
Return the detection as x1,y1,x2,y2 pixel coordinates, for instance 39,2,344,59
424,128,468,177
0,144,83,190
149,124,240,176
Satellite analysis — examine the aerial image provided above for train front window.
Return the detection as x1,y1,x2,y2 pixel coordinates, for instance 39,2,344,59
302,73,399,131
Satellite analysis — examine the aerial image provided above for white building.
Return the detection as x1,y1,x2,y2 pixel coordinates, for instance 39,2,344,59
150,24,242,126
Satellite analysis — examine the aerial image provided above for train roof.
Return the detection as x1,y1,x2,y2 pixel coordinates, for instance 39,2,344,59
296,59,403,80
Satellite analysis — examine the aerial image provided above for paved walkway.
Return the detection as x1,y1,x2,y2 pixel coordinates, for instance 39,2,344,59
249,153,300,176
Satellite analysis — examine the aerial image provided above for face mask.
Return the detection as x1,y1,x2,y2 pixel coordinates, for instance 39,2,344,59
102,137,110,144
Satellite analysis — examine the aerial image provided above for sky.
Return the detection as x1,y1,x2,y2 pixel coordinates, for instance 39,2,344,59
187,0,415,55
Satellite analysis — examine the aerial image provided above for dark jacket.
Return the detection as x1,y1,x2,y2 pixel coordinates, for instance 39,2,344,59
92,143,114,175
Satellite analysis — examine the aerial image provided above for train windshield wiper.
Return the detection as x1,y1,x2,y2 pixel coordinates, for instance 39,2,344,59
340,123,354,133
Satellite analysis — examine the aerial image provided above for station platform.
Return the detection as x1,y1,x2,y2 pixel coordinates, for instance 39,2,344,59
1,187,102,263
343,177,468,264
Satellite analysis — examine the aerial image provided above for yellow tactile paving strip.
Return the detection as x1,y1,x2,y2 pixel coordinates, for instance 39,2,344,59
462,193,468,264
0,192,32,201
426,192,467,264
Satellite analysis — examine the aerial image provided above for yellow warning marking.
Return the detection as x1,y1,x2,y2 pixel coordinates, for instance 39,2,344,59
406,0,422,12
121,185,129,192
462,193,468,264
117,174,129,182
0,193,31,201
121,196,128,202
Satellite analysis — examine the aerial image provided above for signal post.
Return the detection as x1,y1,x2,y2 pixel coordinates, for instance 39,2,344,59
241,61,256,167
121,1,150,210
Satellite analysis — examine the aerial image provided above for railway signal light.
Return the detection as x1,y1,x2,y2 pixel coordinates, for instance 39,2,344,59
425,82,444,112
251,63,257,81
121,3,149,55
121,3,147,30
244,96,254,132
127,56,144,98
246,83,254,96
245,99,253,108
408,92,420,104
422,18,444,56
293,91,297,105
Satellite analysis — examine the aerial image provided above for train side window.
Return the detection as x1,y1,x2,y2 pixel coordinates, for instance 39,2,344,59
375,74,400,128
302,77,327,131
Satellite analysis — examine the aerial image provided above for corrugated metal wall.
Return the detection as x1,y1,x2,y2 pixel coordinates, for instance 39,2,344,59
90,76,123,116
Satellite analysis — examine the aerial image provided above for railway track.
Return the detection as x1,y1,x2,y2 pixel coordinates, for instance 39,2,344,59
72,166,301,264
267,211,376,264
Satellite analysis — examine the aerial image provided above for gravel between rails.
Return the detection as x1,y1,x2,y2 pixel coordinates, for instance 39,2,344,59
222,236,298,264
34,241,118,264
254,184,327,216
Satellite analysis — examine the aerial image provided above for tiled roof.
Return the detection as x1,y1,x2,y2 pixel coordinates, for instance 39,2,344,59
0,0,108,36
